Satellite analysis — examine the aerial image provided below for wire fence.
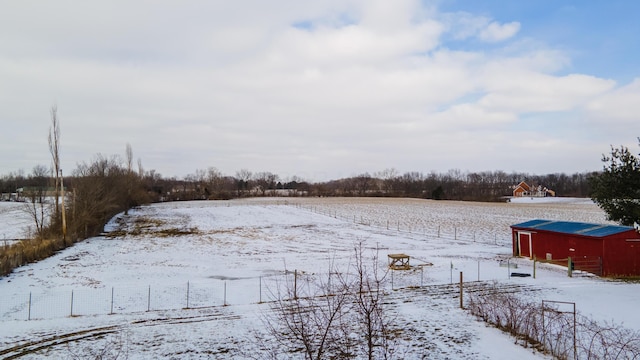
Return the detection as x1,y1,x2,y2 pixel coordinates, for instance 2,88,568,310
1,255,528,322
289,203,513,246
1,277,268,321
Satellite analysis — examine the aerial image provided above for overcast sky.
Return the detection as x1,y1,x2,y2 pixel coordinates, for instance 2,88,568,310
2,0,639,182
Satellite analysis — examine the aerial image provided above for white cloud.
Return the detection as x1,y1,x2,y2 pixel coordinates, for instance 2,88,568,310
479,21,521,42
0,0,633,179
477,71,616,112
442,12,490,40
586,78,640,121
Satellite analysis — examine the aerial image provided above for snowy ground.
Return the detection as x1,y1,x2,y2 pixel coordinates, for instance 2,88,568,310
0,202,32,242
0,197,637,359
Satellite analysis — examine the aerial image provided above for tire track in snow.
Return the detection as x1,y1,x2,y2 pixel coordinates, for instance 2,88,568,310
0,281,539,359
0,309,241,359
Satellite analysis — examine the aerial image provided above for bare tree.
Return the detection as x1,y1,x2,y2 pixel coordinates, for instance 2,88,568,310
22,165,50,238
235,169,252,197
70,154,125,238
137,158,144,178
48,105,61,220
124,143,133,215
263,264,354,359
375,168,398,195
253,172,279,196
350,242,393,360
205,167,225,199
262,245,396,359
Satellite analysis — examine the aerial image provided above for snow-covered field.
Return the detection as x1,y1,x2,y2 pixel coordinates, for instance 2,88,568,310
0,202,32,242
0,197,637,359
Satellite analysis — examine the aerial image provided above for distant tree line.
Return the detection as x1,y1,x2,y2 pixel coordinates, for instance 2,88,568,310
0,167,595,205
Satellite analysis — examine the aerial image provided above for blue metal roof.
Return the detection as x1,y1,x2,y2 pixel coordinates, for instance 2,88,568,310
511,219,633,238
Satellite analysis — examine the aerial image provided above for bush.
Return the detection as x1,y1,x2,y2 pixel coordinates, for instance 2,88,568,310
467,282,640,359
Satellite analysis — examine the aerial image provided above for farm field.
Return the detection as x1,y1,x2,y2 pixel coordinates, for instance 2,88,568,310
0,202,32,243
0,197,637,359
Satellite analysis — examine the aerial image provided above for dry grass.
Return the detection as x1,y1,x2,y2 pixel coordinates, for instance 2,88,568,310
0,237,67,277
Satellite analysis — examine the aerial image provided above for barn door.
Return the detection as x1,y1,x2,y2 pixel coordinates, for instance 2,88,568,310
518,232,532,258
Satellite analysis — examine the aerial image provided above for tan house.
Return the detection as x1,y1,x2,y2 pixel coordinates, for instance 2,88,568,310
512,181,531,197
512,181,555,197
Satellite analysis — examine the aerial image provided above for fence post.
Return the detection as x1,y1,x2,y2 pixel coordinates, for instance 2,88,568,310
147,285,151,311
533,256,537,279
110,287,114,314
28,292,32,321
568,257,573,278
459,272,464,309
294,269,298,299
186,281,190,309
259,276,262,303
70,290,74,317
391,270,394,289
450,261,453,284
224,281,227,306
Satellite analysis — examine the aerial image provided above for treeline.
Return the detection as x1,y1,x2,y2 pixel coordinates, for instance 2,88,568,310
1,165,595,208
312,169,592,200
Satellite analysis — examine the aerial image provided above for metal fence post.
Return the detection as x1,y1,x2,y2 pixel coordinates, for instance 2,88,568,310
459,272,463,309
391,270,394,290
186,281,190,309
70,290,74,317
224,281,227,306
147,285,151,311
28,292,32,321
110,287,114,314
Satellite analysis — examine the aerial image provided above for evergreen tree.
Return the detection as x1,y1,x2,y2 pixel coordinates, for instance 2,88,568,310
589,139,640,226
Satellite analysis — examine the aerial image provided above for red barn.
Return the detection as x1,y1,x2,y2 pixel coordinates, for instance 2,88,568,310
510,219,640,277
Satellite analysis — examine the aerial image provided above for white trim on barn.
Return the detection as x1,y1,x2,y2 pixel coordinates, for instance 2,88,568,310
516,231,533,259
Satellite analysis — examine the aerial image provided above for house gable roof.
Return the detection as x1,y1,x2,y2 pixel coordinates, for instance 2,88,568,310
511,219,633,238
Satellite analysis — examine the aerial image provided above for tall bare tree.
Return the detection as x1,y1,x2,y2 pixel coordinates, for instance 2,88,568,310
48,105,61,219
124,143,133,215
